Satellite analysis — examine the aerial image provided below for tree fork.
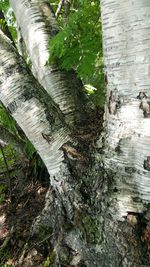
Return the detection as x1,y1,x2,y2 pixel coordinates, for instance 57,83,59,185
0,1,150,266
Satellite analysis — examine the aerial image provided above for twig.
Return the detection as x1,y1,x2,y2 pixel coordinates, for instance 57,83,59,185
18,242,29,265
55,0,65,18
0,225,15,252
22,197,30,208
31,233,54,249
18,233,54,265
0,143,12,199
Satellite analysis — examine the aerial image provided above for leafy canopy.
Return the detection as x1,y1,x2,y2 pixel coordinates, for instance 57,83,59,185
48,0,105,106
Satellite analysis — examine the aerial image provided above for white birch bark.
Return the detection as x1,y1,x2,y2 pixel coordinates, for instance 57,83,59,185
10,0,88,126
100,0,150,218
0,31,86,240
0,30,69,180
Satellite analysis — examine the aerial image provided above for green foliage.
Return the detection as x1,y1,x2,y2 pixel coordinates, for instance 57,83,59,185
6,15,17,41
1,264,13,267
0,1,9,33
0,0,17,41
0,104,36,160
49,0,105,106
0,18,6,30
0,144,18,171
24,141,36,158
43,251,56,267
0,0,9,13
0,105,17,134
0,104,36,161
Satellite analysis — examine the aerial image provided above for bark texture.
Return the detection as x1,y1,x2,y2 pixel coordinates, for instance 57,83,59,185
10,0,89,126
0,1,150,266
0,30,70,176
100,0,150,218
0,30,96,266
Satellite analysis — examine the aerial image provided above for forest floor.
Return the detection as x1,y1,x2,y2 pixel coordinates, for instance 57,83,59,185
0,155,50,267
0,107,104,266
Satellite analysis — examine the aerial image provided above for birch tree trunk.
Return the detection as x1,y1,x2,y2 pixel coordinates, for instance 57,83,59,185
100,0,150,217
97,0,150,265
0,1,150,266
0,29,100,267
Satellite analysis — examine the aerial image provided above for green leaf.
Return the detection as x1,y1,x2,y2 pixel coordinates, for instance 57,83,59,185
48,0,105,106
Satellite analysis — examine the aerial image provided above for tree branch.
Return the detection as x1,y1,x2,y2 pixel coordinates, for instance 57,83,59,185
10,0,90,127
0,29,70,177
0,30,88,246
55,0,65,18
0,143,12,198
